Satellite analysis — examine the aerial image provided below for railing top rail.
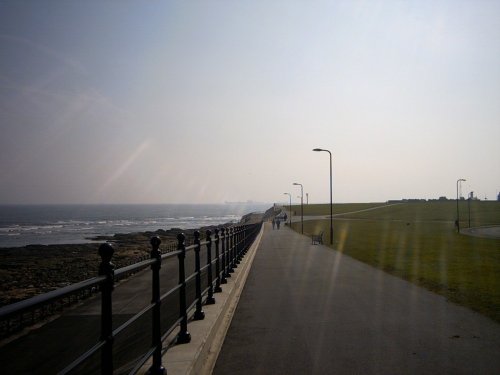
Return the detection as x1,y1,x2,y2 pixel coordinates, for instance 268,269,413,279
0,246,177,320
161,249,181,260
0,275,106,319
115,258,155,278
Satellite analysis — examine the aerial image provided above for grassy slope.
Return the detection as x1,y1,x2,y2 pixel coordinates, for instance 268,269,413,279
288,202,387,216
288,201,500,322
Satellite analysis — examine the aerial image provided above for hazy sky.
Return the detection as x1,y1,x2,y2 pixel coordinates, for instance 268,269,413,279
1,1,499,204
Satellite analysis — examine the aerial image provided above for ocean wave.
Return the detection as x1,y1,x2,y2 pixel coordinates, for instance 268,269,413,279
0,203,270,247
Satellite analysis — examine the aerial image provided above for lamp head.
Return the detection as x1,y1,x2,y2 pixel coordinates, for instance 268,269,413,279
313,148,323,152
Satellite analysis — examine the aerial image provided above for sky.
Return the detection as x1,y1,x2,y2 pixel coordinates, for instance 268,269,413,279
0,0,499,205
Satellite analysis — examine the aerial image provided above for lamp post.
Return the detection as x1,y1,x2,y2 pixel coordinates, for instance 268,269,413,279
468,191,473,228
293,182,303,234
283,193,292,226
313,148,333,245
456,178,466,233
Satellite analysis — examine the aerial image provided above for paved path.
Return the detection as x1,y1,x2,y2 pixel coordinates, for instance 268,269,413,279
213,223,500,375
462,226,500,239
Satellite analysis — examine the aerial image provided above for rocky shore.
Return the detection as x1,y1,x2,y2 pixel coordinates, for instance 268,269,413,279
1,227,215,307
0,210,269,308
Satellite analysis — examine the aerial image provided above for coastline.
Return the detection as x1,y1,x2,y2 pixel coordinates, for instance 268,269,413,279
0,210,267,307
1,226,216,307
0,203,271,248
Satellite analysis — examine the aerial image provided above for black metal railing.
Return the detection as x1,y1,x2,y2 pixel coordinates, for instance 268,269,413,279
0,241,180,338
0,222,262,374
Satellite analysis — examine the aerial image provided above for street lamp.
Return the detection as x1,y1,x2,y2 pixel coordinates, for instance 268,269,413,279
293,182,303,234
283,193,292,226
456,178,466,233
313,148,333,245
468,191,473,228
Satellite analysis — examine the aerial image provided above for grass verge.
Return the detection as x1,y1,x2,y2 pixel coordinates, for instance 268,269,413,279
288,201,500,323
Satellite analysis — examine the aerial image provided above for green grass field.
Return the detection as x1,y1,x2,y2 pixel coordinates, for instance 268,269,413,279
287,201,500,322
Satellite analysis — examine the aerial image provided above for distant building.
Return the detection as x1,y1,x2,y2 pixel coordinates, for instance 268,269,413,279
387,198,427,203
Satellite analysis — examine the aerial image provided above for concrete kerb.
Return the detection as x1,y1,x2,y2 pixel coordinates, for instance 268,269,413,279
139,224,265,375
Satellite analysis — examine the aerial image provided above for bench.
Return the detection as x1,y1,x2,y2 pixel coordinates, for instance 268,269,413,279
311,231,324,245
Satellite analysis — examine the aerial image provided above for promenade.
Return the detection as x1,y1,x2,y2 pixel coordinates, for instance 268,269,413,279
1,221,499,374
212,223,500,375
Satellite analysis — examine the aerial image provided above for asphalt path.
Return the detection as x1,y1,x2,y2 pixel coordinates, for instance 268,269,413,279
213,223,500,375
462,226,500,239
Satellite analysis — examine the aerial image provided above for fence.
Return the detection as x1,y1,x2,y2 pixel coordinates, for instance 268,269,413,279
0,222,262,374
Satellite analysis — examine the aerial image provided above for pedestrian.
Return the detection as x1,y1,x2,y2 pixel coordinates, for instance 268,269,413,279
272,218,276,230
277,219,281,230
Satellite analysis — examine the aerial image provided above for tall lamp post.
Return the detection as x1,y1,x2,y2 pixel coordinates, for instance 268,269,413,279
313,148,333,245
293,182,303,234
468,191,473,228
456,178,466,233
283,193,292,226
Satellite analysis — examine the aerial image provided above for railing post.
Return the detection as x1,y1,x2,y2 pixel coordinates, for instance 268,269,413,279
193,231,205,320
221,227,229,281
243,225,248,255
231,227,237,271
176,233,191,344
214,228,223,291
228,227,235,273
149,236,165,374
234,227,240,265
236,226,242,263
233,226,239,264
98,243,115,375
205,230,215,304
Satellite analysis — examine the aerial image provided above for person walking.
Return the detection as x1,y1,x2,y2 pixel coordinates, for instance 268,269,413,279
276,219,281,230
272,218,276,230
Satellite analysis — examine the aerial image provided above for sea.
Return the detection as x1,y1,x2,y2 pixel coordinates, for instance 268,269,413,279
0,203,271,248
